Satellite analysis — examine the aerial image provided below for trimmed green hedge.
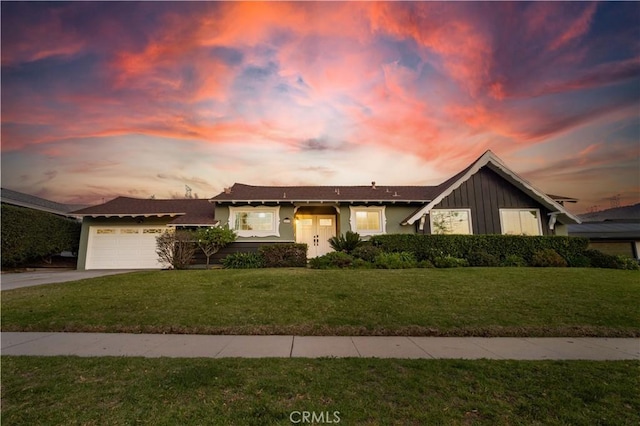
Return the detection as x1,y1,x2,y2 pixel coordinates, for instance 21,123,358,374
370,234,590,264
1,204,81,267
258,243,308,268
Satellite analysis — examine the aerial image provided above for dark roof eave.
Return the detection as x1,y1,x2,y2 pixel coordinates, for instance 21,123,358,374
77,213,186,217
213,199,432,204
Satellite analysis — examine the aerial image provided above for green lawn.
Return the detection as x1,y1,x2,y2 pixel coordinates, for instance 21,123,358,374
2,357,638,425
2,268,639,336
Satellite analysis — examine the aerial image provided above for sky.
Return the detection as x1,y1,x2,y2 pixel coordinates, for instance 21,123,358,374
1,1,639,213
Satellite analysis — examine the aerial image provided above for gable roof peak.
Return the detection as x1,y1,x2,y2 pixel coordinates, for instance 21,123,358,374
402,150,581,226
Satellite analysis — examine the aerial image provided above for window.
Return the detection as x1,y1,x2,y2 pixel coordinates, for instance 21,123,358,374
319,218,333,227
500,209,542,235
143,228,164,234
96,229,116,234
350,206,386,235
430,209,472,235
228,206,280,237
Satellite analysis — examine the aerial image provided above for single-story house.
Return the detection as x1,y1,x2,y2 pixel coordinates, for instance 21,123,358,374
211,150,580,258
568,204,640,260
72,150,580,269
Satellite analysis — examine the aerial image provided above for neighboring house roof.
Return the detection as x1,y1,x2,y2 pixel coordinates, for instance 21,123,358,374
578,203,640,222
568,203,640,240
211,183,437,203
401,150,581,225
567,221,640,240
210,150,579,226
1,187,85,218
71,197,217,226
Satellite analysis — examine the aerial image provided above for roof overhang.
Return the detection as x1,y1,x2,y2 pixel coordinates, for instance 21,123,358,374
213,199,429,204
402,151,581,225
166,222,220,227
77,213,185,218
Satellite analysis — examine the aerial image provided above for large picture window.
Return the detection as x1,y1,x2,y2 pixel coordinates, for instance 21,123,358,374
350,206,386,236
228,206,280,237
430,209,472,235
500,209,542,236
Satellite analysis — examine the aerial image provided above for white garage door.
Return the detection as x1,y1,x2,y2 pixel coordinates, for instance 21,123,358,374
86,226,167,269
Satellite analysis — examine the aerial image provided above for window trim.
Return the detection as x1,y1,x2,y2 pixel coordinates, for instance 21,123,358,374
349,206,386,236
499,208,543,236
228,206,281,237
429,208,473,235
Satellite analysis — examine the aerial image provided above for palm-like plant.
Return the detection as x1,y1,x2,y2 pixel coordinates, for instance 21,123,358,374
328,231,363,253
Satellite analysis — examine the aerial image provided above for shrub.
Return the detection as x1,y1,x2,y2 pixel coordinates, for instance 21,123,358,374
467,251,500,267
328,231,363,253
1,204,81,267
371,234,589,264
156,230,196,270
531,249,567,267
374,252,417,269
417,259,435,268
433,256,468,268
614,256,640,270
259,244,307,267
584,249,639,270
352,258,373,269
309,251,355,269
222,252,264,269
352,244,382,262
566,254,591,268
584,249,617,269
501,254,527,267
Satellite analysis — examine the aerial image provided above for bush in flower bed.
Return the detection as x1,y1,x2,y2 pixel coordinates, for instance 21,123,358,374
259,243,308,267
223,252,265,269
309,251,355,269
374,252,417,269
531,249,568,267
432,255,469,268
467,251,501,267
583,249,639,270
351,244,382,262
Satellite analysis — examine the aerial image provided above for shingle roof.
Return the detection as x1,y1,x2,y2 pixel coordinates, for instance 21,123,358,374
578,203,640,222
211,183,437,203
72,197,217,225
1,187,85,217
568,221,640,239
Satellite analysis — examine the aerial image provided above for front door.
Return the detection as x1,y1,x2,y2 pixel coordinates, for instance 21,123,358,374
296,215,336,257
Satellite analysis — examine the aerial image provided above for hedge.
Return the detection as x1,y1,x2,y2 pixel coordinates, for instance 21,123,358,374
1,204,81,267
370,234,590,264
258,243,308,267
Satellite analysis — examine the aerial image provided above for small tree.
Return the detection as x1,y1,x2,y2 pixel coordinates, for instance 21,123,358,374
195,226,237,268
156,230,196,270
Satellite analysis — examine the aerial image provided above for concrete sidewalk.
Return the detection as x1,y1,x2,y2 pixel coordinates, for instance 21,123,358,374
2,333,638,360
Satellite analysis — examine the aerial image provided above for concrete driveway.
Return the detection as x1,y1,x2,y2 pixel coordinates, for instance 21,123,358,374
0,270,137,291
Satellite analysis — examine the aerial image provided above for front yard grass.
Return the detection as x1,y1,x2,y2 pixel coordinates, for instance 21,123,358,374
2,268,638,336
2,356,638,425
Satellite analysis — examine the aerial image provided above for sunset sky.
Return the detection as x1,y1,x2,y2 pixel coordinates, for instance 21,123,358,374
2,1,638,213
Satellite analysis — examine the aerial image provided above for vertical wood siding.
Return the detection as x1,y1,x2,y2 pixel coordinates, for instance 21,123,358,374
424,166,552,235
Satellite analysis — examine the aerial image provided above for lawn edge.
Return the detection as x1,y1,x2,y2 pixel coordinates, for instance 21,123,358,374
3,324,638,337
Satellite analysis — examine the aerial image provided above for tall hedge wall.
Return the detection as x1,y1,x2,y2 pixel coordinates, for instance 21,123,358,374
1,204,81,267
370,234,589,263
